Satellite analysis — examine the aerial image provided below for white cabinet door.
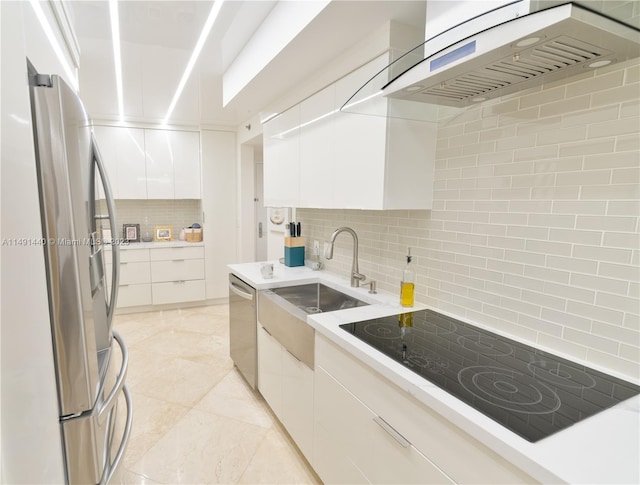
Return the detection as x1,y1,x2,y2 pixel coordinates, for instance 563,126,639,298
116,128,147,199
144,129,174,198
92,126,120,199
298,84,336,208
281,348,314,461
150,259,205,283
93,126,147,199
263,105,300,207
201,130,237,300
257,324,283,417
151,280,205,305
172,131,201,199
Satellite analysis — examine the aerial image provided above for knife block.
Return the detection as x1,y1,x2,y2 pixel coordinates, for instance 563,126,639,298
284,237,305,267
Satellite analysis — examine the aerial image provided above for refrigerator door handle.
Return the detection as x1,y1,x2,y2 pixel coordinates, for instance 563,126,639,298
92,133,119,325
97,331,128,425
100,384,133,485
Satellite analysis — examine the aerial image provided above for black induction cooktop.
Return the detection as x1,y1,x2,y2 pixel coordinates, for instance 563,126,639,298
340,310,640,442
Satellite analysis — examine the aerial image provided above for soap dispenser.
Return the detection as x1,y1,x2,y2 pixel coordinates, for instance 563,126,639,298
400,248,415,307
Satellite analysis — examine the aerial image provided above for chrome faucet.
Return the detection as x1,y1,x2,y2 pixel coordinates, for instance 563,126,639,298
324,227,366,287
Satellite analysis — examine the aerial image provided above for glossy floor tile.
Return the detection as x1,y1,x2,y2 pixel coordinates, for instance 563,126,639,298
111,304,320,485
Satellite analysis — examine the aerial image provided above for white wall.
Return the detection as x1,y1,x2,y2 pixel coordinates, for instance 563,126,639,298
297,57,640,381
1,1,68,482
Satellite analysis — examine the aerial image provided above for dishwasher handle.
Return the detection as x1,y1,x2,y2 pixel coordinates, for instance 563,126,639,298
229,280,254,301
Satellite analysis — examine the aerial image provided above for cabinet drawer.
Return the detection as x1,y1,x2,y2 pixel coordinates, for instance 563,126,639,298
314,366,452,485
150,259,204,283
119,261,151,285
116,283,152,308
152,280,205,305
149,246,204,261
106,261,151,286
120,248,150,263
316,335,534,484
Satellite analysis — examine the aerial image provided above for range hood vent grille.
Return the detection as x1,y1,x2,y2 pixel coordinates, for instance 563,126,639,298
418,35,610,102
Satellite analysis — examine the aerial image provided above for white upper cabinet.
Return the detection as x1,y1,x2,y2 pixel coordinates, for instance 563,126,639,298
172,131,201,199
263,105,300,207
92,126,201,200
144,129,175,199
93,126,146,199
262,53,437,210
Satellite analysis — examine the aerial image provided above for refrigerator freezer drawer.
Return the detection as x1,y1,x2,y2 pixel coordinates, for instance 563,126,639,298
61,332,132,484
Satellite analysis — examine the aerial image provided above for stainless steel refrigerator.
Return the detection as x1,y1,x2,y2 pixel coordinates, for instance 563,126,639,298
29,69,132,484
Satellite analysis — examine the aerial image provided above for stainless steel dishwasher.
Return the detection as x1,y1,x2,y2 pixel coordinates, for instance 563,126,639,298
228,274,257,389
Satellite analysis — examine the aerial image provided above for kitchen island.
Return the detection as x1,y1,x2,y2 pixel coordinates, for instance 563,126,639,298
228,261,640,484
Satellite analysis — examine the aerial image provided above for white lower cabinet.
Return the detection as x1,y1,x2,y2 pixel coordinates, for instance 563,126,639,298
150,246,205,305
314,334,535,485
314,365,453,484
105,245,205,308
257,323,314,461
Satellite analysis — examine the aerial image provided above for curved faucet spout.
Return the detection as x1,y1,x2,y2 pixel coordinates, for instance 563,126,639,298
325,227,366,287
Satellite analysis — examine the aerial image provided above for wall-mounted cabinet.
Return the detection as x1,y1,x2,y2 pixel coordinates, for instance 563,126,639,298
93,126,201,200
262,53,437,210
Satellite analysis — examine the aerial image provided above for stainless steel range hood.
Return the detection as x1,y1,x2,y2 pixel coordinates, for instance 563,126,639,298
383,1,639,107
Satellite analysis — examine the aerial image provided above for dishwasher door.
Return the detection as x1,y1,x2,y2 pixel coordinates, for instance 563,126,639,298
229,274,257,389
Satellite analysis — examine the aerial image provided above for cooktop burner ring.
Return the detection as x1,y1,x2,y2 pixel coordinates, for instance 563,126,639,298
459,365,562,415
457,334,514,357
527,360,597,389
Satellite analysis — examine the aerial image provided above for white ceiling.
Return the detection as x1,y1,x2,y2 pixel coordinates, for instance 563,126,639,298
68,0,426,128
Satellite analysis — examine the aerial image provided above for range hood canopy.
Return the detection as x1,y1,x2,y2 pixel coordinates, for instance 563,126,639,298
342,1,639,116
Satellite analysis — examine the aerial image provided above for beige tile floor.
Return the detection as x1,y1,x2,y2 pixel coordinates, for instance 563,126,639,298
110,304,321,485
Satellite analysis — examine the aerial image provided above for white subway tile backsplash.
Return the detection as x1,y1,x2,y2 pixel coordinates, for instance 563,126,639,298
567,301,624,326
537,126,586,146
549,228,602,246
565,70,624,98
571,273,628,295
541,308,591,332
540,96,590,118
534,157,583,174
564,328,619,355
576,215,636,231
584,151,640,170
543,281,595,304
556,170,611,186
592,83,640,108
552,201,606,215
599,262,640,282
608,201,640,217
296,59,639,378
588,118,640,139
596,292,639,315
558,138,615,157
546,255,598,274
581,184,640,200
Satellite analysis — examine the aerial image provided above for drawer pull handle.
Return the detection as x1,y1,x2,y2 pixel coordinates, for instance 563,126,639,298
120,262,128,265
285,349,302,362
373,416,411,448
173,259,185,262
175,280,186,284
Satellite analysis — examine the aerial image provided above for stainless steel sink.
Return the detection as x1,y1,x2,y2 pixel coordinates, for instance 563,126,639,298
270,283,368,314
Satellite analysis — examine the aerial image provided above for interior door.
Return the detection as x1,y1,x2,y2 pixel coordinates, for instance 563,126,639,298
255,162,268,261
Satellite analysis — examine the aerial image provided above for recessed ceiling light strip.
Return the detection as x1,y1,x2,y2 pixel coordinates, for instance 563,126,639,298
109,0,124,121
162,0,225,125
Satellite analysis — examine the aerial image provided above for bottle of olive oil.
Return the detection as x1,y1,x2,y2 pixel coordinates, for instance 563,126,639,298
400,248,415,307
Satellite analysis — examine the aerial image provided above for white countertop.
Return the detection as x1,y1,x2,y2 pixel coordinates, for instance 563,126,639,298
228,261,640,484
108,240,204,250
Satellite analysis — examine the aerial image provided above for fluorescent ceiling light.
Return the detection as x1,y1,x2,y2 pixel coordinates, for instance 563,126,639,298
162,0,225,125
109,0,124,121
28,0,78,90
